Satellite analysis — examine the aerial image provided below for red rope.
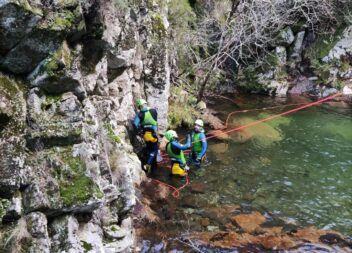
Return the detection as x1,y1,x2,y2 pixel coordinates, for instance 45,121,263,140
206,93,342,141
150,93,342,198
150,173,189,198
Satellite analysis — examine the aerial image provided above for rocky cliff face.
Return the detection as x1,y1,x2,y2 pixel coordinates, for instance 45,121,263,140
0,0,170,252
238,25,352,100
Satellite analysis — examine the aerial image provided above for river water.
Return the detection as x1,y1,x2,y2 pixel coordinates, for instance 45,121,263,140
138,95,352,252
206,95,352,235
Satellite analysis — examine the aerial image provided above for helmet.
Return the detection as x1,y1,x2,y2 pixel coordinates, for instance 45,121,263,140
164,130,178,141
136,98,147,108
195,119,204,127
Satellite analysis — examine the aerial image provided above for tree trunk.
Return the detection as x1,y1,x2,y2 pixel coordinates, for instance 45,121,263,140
196,0,241,103
197,67,214,103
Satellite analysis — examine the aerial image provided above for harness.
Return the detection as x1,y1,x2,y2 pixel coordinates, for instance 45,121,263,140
166,141,186,165
191,131,203,153
140,109,157,131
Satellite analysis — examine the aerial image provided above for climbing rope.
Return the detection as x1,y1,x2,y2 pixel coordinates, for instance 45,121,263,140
150,93,342,198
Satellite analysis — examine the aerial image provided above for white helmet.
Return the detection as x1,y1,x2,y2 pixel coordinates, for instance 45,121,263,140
195,119,204,127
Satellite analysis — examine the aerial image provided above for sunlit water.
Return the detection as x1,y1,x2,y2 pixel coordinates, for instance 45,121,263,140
202,95,352,235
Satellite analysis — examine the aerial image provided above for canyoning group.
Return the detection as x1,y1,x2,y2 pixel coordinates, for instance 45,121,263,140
133,98,208,178
132,93,342,197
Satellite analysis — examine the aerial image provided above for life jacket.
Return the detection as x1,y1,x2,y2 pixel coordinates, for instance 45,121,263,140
191,131,203,153
166,141,186,165
140,108,157,131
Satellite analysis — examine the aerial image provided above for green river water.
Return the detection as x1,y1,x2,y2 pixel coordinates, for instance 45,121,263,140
140,95,352,252
205,95,352,235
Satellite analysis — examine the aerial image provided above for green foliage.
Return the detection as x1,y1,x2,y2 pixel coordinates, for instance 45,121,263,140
305,25,347,62
81,240,93,252
0,199,10,222
151,13,166,36
105,124,121,144
167,0,197,73
259,53,279,73
41,7,81,31
168,101,200,129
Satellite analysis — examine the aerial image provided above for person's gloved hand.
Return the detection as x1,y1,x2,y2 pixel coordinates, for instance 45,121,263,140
143,164,151,174
184,165,190,172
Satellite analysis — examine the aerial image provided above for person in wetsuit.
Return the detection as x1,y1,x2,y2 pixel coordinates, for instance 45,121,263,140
164,130,191,177
133,98,159,174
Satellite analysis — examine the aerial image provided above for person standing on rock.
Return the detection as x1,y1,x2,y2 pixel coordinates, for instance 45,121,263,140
133,98,159,174
164,130,191,177
188,119,207,168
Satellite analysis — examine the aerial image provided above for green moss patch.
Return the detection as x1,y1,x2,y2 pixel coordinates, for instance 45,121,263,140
49,147,103,207
81,240,93,252
168,101,200,129
43,42,73,77
151,13,167,36
105,124,121,144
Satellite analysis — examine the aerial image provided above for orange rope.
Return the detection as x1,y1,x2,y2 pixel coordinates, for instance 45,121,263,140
150,93,342,198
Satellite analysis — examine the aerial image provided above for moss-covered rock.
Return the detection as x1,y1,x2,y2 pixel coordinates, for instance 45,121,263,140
0,74,26,198
26,90,83,150
24,146,103,213
0,1,84,74
0,1,41,54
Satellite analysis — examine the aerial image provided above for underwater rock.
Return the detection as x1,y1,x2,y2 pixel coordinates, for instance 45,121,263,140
232,212,266,233
209,143,229,154
190,182,207,194
207,130,230,141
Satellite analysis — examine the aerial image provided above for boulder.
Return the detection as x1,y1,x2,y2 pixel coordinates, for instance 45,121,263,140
289,76,315,95
267,80,290,97
26,212,51,253
26,89,83,151
322,87,338,98
343,84,352,95
23,147,104,215
232,212,266,233
2,194,23,222
50,215,84,253
0,1,41,54
290,31,306,62
323,26,352,63
275,46,287,66
274,27,295,47
28,41,86,99
0,1,84,74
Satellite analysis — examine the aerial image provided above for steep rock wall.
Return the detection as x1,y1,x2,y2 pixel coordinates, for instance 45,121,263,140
0,0,170,252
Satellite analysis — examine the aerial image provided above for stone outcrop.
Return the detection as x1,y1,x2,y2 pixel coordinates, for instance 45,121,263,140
239,24,352,99
0,0,171,252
